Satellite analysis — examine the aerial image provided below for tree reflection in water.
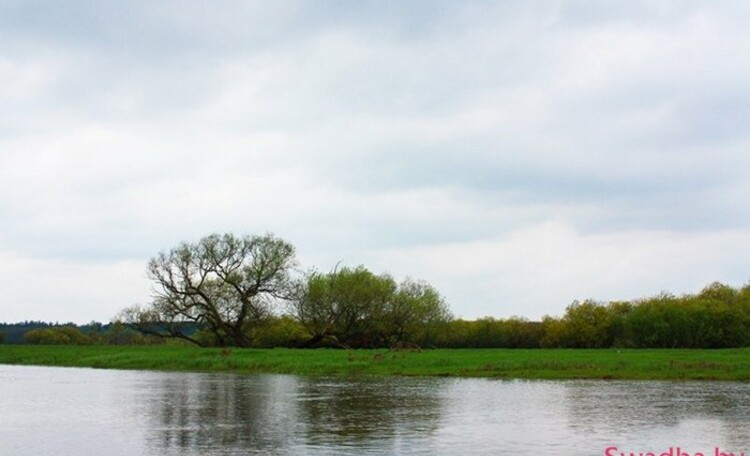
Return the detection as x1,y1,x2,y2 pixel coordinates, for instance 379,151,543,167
147,374,304,453
5,366,750,456
297,377,443,450
145,373,443,454
563,381,750,450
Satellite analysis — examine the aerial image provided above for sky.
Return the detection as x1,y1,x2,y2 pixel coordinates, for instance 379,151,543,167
1,0,749,323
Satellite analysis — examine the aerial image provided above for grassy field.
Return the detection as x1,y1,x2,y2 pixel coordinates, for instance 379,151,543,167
1,345,750,380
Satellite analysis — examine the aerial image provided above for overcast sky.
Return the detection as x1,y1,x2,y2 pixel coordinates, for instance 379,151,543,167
1,1,749,323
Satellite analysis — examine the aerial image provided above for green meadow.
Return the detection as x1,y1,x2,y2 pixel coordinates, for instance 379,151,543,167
1,345,750,380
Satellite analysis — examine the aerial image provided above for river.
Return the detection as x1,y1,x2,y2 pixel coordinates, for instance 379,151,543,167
1,365,749,455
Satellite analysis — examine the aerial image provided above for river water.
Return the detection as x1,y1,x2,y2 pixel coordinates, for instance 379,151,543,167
1,365,749,455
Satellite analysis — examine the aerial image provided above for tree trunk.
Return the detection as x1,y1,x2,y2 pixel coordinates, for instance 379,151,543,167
298,334,325,348
229,328,253,348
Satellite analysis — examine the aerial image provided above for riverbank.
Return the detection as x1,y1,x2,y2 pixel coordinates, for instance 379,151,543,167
1,345,749,380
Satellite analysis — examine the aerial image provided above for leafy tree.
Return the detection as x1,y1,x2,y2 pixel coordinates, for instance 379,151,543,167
540,315,566,348
290,266,395,348
699,281,739,303
605,301,633,347
623,295,675,348
501,317,544,348
290,266,449,348
442,319,474,348
380,279,452,347
121,233,297,347
557,300,614,348
467,317,505,348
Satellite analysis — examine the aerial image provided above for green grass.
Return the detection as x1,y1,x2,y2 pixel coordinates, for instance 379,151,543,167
1,345,750,380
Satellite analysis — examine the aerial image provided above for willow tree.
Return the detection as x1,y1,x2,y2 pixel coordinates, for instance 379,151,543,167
290,266,451,348
290,266,395,348
123,233,297,347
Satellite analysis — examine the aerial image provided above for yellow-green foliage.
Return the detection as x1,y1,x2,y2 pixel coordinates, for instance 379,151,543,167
451,282,750,349
24,326,93,345
251,316,308,347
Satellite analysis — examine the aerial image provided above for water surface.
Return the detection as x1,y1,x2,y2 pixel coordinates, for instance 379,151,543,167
1,365,749,455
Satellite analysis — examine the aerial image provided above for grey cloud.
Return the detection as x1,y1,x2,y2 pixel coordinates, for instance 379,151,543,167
1,1,749,320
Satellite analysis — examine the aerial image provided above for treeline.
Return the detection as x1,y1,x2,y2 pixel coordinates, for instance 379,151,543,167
3,232,749,350
0,321,58,344
0,322,166,346
441,282,750,349
0,321,103,345
182,281,750,349
6,281,750,349
120,232,750,350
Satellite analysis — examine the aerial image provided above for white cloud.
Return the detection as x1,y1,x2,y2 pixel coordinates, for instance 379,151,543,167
367,222,750,319
0,250,149,323
0,1,748,322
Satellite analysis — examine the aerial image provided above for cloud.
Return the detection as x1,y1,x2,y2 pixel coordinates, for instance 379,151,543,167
366,222,750,319
0,250,148,323
0,1,748,322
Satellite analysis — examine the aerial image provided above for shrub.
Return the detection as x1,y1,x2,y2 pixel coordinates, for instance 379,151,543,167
24,326,93,345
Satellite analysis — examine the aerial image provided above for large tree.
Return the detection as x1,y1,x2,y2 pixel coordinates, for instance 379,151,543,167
379,278,452,347
290,266,394,348
290,266,451,348
123,233,297,347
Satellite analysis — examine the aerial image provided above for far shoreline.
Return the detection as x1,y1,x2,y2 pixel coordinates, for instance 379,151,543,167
1,345,750,381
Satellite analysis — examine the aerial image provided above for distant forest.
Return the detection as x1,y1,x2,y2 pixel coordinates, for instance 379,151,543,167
0,321,92,345
3,281,750,349
0,321,179,346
